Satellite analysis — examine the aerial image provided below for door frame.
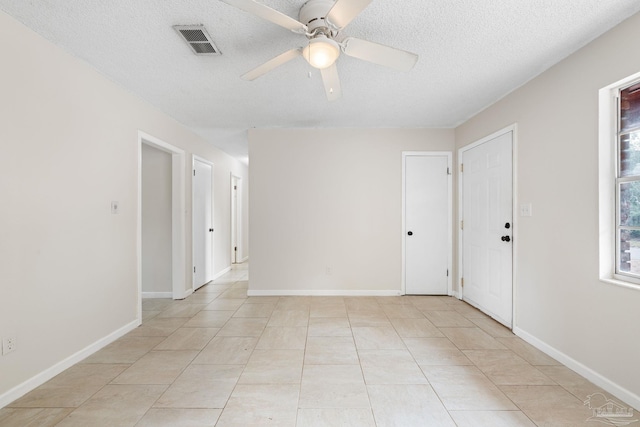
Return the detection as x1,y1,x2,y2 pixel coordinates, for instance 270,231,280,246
137,131,186,322
457,124,518,327
192,155,215,290
401,151,453,296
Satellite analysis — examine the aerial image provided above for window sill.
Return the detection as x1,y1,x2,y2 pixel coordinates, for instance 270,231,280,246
600,277,640,291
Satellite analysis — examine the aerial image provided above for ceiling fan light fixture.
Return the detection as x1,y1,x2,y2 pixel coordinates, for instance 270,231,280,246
303,35,340,69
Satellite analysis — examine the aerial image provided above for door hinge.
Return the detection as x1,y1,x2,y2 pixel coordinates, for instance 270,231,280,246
461,163,464,173
447,269,449,277
447,167,451,175
461,277,464,287
234,247,237,251
193,266,196,273
460,220,464,230
193,170,196,176
234,185,237,190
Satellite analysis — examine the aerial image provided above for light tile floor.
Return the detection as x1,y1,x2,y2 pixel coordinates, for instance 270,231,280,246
1,264,637,426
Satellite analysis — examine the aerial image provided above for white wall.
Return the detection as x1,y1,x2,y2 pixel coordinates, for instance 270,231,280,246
249,128,454,294
241,176,249,262
455,12,640,407
141,144,172,294
243,173,249,262
0,10,248,406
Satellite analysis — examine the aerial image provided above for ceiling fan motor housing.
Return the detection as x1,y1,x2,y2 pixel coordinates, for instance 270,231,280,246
299,0,337,35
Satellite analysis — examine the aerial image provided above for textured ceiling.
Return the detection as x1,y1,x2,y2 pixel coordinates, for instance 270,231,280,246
2,0,640,160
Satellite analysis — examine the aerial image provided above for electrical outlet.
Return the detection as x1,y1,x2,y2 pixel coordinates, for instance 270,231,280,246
520,203,533,217
2,336,16,355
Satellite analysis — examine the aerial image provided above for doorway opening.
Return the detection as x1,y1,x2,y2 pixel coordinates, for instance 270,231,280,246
141,145,172,298
137,132,186,322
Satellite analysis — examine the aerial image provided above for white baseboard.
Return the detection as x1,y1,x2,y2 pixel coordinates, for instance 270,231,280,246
0,319,139,409
513,326,640,410
213,266,232,281
239,256,249,263
247,289,402,297
141,292,172,299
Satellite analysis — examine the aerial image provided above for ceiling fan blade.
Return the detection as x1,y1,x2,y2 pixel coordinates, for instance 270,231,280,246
326,0,372,30
342,37,418,71
220,0,307,32
320,63,342,101
241,48,302,81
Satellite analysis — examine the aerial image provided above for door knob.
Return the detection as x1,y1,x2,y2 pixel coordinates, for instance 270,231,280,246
505,222,511,229
209,228,214,232
501,235,511,242
407,231,413,236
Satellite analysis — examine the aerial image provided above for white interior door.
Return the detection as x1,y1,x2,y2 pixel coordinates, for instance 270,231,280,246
461,131,513,327
231,176,239,264
193,158,213,289
404,153,451,295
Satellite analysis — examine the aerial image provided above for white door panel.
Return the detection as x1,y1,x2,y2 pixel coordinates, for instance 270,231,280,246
193,158,213,289
405,154,450,295
462,131,513,327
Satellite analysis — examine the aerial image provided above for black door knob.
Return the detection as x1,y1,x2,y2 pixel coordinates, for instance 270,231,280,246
407,231,413,236
501,235,511,242
505,222,511,229
209,228,214,232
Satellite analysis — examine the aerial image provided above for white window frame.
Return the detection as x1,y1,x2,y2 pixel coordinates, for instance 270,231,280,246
599,71,640,289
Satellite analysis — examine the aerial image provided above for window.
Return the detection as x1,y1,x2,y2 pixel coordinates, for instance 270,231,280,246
599,71,640,288
616,81,640,278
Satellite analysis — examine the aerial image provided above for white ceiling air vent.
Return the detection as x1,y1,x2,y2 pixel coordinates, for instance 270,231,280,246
174,25,221,56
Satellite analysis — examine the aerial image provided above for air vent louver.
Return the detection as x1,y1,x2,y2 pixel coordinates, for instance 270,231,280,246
174,25,221,56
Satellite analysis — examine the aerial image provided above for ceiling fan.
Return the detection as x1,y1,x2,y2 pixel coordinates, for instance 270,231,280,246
219,0,419,101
